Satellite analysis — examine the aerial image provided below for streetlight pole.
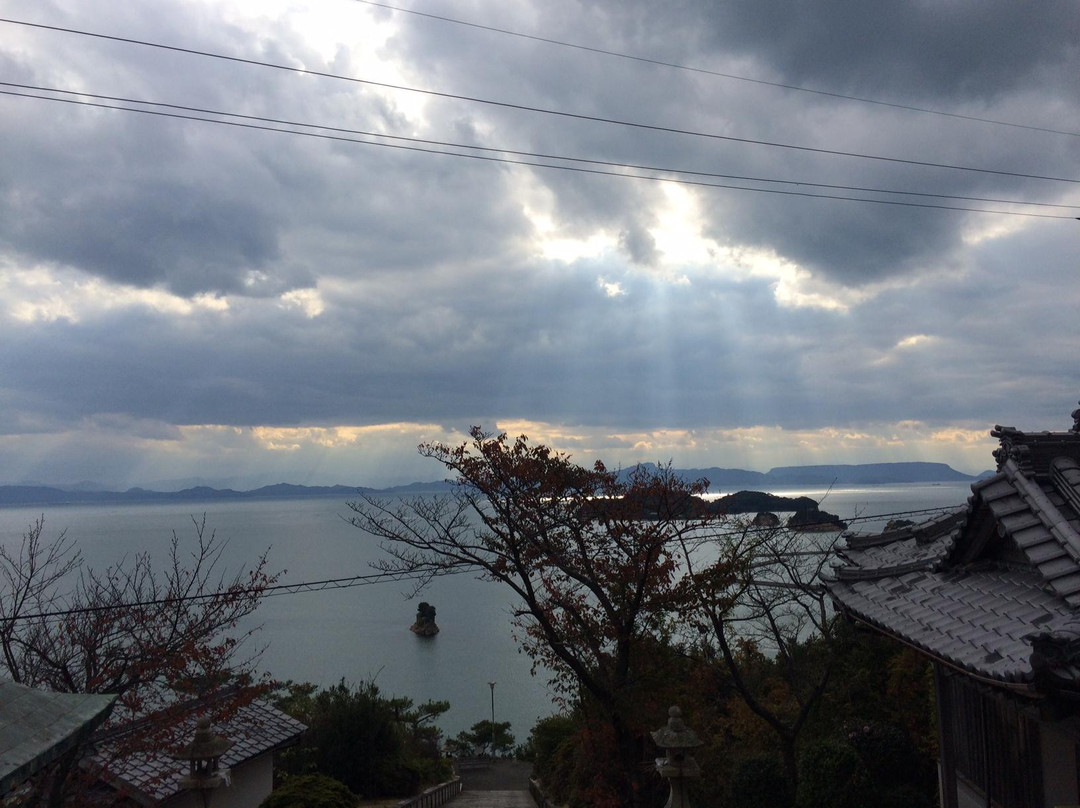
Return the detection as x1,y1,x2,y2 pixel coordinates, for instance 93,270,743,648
488,681,496,759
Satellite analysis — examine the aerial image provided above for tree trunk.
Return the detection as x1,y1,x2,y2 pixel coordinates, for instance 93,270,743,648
612,713,642,808
780,734,799,800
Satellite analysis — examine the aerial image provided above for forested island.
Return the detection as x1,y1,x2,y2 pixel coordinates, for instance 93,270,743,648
583,488,848,531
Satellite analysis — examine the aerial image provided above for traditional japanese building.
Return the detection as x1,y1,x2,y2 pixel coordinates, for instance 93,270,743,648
825,405,1080,808
90,692,306,807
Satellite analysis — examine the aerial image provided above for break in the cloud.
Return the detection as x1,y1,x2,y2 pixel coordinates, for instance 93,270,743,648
0,0,1078,489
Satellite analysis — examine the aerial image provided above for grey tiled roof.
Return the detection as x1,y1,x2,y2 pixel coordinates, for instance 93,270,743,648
94,699,306,805
825,420,1080,692
963,459,1080,606
830,560,1080,684
833,509,965,579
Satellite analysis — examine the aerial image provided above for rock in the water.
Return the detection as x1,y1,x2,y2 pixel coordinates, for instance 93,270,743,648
786,506,847,532
410,601,439,636
751,511,780,528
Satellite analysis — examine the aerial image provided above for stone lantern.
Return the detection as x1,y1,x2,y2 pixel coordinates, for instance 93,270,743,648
173,717,233,807
651,705,702,808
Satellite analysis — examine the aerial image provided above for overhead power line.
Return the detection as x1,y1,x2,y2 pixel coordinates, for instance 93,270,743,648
4,88,1077,221
0,567,466,625
353,0,1080,140
2,17,1079,186
6,81,1078,214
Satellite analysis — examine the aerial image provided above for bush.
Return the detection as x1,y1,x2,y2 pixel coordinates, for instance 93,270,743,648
273,680,443,798
731,755,792,808
879,783,936,808
259,774,358,808
525,715,577,777
795,739,871,808
448,720,516,758
844,720,913,787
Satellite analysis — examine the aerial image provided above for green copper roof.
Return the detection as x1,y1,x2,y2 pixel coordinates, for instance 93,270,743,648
0,680,116,794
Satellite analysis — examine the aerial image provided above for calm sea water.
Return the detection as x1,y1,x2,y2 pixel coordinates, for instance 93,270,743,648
0,483,973,737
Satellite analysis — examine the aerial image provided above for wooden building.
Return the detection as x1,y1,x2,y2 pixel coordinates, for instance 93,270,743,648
825,407,1080,808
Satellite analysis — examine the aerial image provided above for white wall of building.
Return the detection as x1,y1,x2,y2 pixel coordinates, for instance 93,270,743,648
163,754,275,808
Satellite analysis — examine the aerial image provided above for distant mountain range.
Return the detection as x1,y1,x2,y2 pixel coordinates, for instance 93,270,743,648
0,481,452,507
0,461,988,508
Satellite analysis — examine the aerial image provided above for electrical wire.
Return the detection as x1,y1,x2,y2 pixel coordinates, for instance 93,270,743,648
2,17,1078,186
0,567,472,624
352,0,1080,140
4,89,1077,221
6,81,1077,213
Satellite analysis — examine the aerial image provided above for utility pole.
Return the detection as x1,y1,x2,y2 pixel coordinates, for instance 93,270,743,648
488,681,496,759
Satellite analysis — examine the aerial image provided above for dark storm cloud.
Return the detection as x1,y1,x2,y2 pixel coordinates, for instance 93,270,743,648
7,0,1079,296
8,0,1075,297
0,0,531,298
618,224,660,266
0,6,287,295
688,0,1080,102
2,168,285,297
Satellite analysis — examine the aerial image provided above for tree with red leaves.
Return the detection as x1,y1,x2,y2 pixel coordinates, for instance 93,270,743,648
347,428,751,806
0,515,278,807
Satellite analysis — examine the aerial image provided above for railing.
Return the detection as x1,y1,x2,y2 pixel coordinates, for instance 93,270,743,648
453,757,485,770
529,778,561,808
396,777,463,808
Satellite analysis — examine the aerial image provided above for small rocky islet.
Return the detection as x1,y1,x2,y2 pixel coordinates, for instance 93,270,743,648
410,601,440,636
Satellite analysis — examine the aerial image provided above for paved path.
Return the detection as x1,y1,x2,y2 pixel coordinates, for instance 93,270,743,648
457,760,532,791
453,760,534,808
452,790,534,807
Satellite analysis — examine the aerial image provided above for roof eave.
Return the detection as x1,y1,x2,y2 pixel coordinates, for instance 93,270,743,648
834,602,1042,696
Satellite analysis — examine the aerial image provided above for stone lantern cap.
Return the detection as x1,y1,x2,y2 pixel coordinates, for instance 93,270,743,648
173,717,233,763
651,706,702,750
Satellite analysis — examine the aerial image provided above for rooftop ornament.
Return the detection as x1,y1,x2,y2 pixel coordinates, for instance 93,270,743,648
651,705,702,808
173,717,232,808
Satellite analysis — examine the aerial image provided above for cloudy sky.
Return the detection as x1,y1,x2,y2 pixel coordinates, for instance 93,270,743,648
1,0,1078,489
